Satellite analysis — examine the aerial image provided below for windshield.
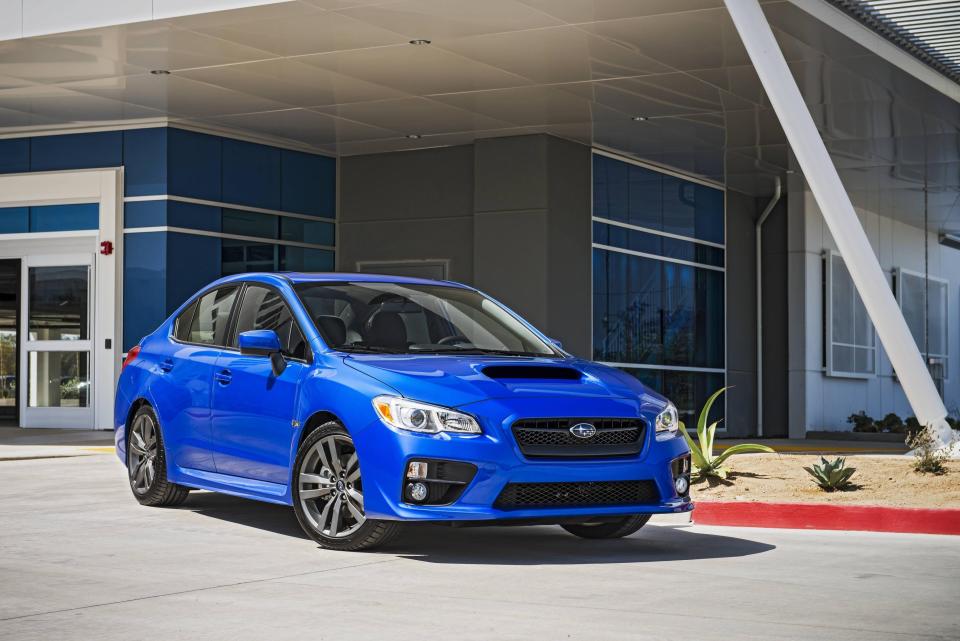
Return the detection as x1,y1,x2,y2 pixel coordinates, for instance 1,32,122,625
294,282,561,357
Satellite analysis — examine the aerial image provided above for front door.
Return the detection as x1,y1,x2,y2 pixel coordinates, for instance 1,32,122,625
21,254,94,428
0,260,19,424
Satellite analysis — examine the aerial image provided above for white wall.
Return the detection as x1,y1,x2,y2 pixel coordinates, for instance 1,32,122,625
0,0,286,40
788,181,960,433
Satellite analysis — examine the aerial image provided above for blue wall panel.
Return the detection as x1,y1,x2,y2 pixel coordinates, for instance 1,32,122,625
166,233,220,321
281,149,335,217
123,232,167,350
124,200,167,228
222,139,281,210
124,128,167,197
0,138,29,174
0,207,29,233
29,203,99,232
168,129,221,201
30,131,122,171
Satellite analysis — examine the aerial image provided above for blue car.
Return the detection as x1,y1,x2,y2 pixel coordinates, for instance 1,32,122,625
116,273,692,550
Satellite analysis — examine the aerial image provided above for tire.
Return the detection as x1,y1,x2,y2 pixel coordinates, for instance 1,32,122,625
292,422,402,551
127,404,190,507
561,514,651,539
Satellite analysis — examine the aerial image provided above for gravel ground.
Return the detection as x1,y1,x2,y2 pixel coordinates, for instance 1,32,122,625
692,454,960,508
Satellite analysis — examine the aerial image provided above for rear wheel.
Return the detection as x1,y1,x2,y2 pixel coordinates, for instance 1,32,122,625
292,422,402,551
127,405,189,507
561,514,651,539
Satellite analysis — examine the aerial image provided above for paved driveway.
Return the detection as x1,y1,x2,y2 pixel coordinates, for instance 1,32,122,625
0,453,957,641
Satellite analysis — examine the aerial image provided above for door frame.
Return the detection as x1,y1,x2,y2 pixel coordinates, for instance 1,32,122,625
0,169,123,429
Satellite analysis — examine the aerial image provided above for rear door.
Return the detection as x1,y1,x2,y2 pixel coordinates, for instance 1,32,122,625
210,283,310,484
150,285,239,472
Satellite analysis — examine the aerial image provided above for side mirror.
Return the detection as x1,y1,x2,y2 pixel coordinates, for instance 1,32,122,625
239,330,287,376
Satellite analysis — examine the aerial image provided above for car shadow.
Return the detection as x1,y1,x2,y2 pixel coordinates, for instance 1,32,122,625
178,492,775,565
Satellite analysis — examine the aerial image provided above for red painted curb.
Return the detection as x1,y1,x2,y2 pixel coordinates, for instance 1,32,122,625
692,501,960,535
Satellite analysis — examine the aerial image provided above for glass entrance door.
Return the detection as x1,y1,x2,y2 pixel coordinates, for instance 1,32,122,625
0,260,19,423
20,254,94,428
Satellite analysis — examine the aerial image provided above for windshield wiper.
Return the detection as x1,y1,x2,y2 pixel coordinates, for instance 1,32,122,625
336,345,404,354
411,347,552,357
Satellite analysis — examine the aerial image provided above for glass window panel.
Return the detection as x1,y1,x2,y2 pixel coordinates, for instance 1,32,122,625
898,271,948,361
279,246,335,272
174,300,198,342
592,155,628,222
29,203,98,232
627,165,662,230
187,286,238,346
662,176,696,240
222,209,278,239
619,368,724,428
28,351,89,407
592,223,724,268
222,240,277,275
233,285,308,359
280,218,334,246
592,248,724,369
694,184,724,244
827,254,875,375
28,266,89,341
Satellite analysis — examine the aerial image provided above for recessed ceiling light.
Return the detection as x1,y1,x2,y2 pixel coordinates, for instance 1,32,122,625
406,134,422,139
631,115,648,122
409,39,431,45
150,69,171,75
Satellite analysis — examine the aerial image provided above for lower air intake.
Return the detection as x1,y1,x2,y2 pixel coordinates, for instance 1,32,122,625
494,480,659,509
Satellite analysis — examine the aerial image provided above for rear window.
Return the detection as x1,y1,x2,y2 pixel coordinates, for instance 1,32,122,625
173,300,198,342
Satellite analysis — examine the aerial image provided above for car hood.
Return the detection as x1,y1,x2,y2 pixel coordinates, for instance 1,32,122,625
343,354,665,409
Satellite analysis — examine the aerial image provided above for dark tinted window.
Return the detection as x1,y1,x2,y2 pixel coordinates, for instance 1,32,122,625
174,300,198,341
187,286,239,346
233,285,309,360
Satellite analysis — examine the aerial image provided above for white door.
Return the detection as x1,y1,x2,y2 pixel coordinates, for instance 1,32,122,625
20,253,95,428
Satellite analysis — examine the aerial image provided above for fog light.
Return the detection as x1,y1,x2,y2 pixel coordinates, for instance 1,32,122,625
406,461,428,479
407,481,428,502
675,475,690,496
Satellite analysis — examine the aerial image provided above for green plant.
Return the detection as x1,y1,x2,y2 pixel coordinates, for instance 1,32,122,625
803,456,857,491
678,387,775,479
905,416,923,439
878,413,905,433
848,412,877,432
907,426,948,475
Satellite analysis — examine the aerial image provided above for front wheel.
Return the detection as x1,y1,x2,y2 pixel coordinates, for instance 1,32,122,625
292,423,402,551
561,514,651,539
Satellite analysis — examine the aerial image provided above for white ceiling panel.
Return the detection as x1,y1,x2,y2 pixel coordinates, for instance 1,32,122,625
315,96,514,135
298,43,530,95
431,85,594,127
339,0,564,40
209,107,398,144
0,84,167,122
189,7,408,56
0,38,148,84
178,58,407,107
514,0,723,25
434,25,672,85
61,73,291,117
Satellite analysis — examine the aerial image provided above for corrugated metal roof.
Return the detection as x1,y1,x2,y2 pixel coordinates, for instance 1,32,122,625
829,0,960,83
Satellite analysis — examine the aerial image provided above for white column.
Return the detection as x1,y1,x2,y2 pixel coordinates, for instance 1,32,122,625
723,0,954,449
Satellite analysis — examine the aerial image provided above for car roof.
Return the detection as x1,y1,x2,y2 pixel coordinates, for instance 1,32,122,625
218,272,474,290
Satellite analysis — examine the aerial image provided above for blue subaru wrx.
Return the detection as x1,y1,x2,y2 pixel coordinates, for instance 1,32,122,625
116,273,692,550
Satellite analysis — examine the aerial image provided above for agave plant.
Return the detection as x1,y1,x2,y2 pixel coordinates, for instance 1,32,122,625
678,386,776,479
803,456,857,491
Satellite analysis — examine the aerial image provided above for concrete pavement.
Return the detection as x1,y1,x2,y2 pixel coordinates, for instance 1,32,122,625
0,452,957,641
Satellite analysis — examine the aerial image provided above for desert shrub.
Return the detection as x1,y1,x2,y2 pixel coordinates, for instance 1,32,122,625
803,456,857,491
907,426,948,475
905,416,924,439
848,412,877,432
878,413,905,433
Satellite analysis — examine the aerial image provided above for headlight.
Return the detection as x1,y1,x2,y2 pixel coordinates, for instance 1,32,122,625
655,403,679,438
372,396,481,434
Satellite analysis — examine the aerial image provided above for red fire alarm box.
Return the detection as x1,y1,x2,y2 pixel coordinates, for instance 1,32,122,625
100,240,113,256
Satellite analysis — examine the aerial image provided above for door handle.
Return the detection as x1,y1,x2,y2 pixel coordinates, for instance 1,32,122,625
214,369,232,385
158,359,174,373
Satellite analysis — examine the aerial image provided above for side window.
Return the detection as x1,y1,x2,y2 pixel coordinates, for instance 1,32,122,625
234,285,309,360
188,286,239,346
174,299,198,341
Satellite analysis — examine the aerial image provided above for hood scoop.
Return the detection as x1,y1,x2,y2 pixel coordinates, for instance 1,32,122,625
481,365,583,381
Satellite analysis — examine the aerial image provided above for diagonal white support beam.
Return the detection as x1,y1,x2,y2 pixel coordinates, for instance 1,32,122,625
723,0,954,448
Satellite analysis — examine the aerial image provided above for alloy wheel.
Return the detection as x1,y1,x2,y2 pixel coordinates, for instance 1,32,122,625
129,413,159,493
298,434,365,538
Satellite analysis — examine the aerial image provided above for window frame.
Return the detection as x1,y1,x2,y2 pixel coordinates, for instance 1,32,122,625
170,284,242,351
824,251,878,379
894,266,949,379
228,282,313,364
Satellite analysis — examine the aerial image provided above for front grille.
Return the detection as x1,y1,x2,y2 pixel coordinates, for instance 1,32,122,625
511,418,645,458
495,480,659,509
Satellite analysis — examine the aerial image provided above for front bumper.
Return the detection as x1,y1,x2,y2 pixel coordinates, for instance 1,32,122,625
354,396,693,522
